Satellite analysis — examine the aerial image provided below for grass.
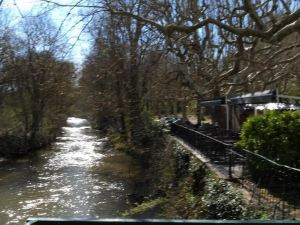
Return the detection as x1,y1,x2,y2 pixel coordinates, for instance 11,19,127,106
121,197,166,217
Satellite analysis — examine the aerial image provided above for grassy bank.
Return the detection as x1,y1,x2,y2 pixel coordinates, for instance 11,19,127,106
119,135,267,219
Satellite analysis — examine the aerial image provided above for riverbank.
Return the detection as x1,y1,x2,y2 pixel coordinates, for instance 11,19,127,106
119,134,267,219
0,133,57,159
0,117,76,158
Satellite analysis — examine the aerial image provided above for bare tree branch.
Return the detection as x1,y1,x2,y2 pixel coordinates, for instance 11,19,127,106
41,0,105,9
270,19,300,42
108,6,300,42
243,0,265,30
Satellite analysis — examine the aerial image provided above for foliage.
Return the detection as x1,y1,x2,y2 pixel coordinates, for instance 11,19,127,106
108,131,129,152
236,111,300,168
191,164,207,195
126,138,263,219
201,179,249,219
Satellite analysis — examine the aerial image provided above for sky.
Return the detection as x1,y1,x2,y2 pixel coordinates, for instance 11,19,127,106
1,0,92,67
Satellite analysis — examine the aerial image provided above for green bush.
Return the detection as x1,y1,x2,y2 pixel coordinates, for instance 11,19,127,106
201,179,249,219
236,111,300,168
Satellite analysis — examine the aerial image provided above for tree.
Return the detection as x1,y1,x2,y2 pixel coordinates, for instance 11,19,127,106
0,13,75,156
80,1,167,149
79,18,128,132
106,0,300,122
44,0,300,125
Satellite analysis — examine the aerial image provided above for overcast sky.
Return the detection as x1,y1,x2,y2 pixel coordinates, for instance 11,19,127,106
2,0,91,67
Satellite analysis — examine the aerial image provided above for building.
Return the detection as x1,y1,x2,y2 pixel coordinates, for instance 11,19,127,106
200,90,300,132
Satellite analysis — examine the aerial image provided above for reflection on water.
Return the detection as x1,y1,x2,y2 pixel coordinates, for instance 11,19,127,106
0,117,135,225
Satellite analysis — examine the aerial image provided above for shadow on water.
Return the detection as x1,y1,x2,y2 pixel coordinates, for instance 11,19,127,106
0,117,140,225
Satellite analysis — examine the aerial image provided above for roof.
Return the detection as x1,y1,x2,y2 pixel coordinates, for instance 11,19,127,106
200,97,226,107
253,103,300,111
200,90,300,107
229,90,277,105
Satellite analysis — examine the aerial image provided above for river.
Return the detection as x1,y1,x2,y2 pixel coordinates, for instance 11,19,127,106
0,117,140,225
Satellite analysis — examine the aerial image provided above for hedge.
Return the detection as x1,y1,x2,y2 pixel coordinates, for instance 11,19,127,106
236,110,300,168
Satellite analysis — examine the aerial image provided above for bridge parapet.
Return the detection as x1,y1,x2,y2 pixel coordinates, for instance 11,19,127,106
26,218,300,225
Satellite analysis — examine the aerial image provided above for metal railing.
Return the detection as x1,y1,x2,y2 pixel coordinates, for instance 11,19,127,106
25,218,300,225
170,123,300,219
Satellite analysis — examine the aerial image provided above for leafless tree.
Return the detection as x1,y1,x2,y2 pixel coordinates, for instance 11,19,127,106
0,13,75,155
73,3,299,88
43,0,300,127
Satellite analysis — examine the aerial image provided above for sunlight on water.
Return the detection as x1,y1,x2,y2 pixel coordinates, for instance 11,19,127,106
66,117,89,127
0,117,131,225
48,124,104,168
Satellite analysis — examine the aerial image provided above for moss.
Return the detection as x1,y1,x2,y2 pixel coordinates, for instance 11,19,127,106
108,131,130,152
121,198,166,218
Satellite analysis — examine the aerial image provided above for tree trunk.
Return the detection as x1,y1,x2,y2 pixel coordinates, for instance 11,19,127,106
196,98,203,125
29,109,41,146
182,100,188,120
127,64,146,147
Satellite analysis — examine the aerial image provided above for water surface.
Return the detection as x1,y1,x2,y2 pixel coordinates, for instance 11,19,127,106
0,117,137,224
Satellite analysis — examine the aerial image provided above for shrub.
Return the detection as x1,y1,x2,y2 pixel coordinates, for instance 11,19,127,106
201,179,248,219
236,110,300,168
